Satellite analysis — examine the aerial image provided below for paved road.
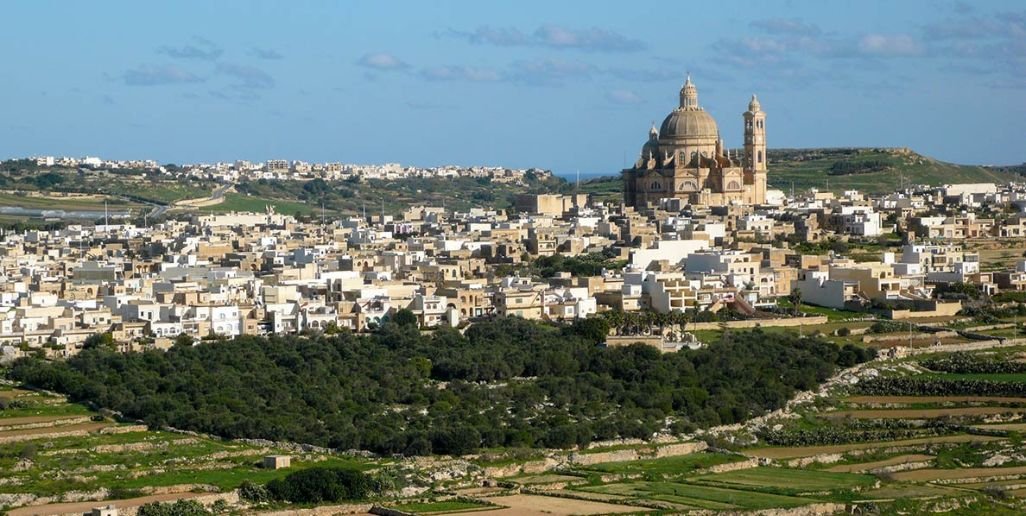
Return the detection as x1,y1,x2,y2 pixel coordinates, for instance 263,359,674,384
212,183,232,199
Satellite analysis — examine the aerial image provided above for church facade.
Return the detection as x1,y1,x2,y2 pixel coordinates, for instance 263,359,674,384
622,76,767,209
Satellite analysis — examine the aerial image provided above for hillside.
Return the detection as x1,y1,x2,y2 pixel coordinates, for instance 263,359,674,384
767,147,1022,194
579,148,1024,200
0,161,571,224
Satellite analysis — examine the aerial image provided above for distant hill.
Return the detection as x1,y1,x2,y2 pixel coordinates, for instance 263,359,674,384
578,148,1024,200
766,147,1022,194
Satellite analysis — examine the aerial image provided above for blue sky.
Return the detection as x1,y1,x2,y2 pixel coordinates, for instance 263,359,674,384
2,0,1024,175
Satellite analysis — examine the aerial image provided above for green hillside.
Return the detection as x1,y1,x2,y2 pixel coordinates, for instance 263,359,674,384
767,148,1021,194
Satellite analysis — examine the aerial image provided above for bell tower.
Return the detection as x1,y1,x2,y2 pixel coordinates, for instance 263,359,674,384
743,94,766,172
743,94,767,203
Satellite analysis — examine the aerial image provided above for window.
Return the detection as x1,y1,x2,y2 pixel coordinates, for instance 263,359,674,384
757,151,763,163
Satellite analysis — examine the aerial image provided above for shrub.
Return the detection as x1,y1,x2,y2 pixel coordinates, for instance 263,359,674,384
266,467,378,504
239,480,270,503
137,499,212,516
922,352,1026,374
857,377,1026,397
869,321,904,334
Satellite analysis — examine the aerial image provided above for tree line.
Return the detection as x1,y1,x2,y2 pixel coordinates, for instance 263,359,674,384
7,317,870,456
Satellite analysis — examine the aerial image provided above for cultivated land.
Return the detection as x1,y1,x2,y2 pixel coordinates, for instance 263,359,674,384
0,384,379,514
423,341,1026,515
10,322,1026,514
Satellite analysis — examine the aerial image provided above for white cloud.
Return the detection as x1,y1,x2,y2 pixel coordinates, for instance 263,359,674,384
858,33,924,57
606,89,643,105
356,52,410,71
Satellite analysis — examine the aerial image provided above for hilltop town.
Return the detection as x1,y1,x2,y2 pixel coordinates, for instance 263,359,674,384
1,79,1024,357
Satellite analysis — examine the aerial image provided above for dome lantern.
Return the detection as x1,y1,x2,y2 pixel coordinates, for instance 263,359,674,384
680,73,699,110
748,94,761,113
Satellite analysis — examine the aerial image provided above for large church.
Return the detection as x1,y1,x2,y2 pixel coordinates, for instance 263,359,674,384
622,75,767,209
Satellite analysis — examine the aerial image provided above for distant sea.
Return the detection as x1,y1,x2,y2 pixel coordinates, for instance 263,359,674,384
553,171,617,181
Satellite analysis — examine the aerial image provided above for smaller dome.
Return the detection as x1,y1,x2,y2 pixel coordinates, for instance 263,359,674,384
641,136,658,159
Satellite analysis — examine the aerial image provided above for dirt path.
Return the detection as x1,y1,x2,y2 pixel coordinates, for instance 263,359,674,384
0,415,89,427
472,494,648,515
893,465,1026,482
0,422,109,443
0,388,32,399
7,492,205,516
974,423,1026,431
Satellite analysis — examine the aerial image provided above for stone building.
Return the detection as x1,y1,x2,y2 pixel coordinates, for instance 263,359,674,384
623,75,767,209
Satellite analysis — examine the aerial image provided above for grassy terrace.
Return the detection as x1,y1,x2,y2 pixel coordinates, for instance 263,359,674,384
0,192,143,210
0,385,377,507
389,500,494,514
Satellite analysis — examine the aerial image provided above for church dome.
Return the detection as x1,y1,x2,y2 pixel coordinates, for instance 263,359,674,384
659,108,719,141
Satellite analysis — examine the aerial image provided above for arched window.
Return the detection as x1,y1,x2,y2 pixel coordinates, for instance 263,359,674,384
678,180,697,192
650,181,662,190
728,180,741,190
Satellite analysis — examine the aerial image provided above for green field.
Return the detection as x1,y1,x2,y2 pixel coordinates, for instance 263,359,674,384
578,175,622,203
0,192,144,212
0,385,378,509
691,467,877,495
579,480,816,510
389,500,493,513
923,372,1026,383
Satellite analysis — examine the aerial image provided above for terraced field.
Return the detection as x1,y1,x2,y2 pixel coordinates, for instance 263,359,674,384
826,454,934,473
577,480,817,511
0,384,377,514
746,435,1003,460
436,347,1026,515
827,406,1026,419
